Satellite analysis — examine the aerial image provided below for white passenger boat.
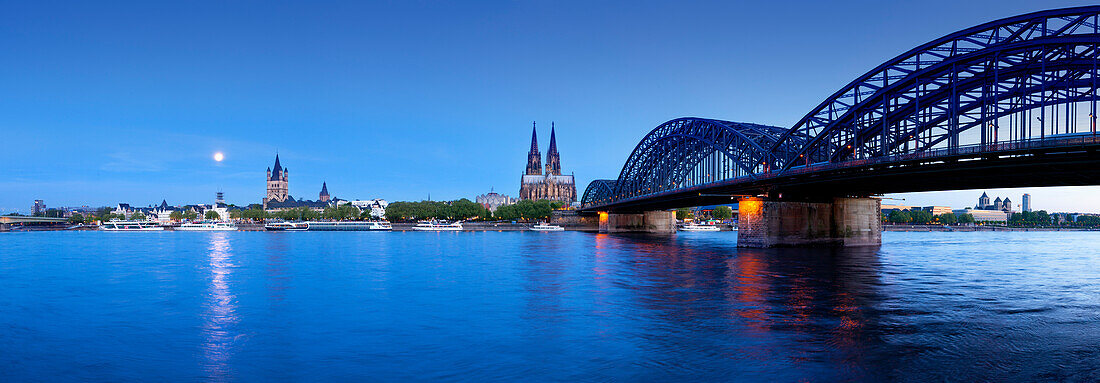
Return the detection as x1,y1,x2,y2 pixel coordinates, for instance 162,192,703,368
679,223,721,232
412,221,464,231
306,221,392,231
100,220,165,231
530,222,565,231
264,221,309,231
177,221,238,231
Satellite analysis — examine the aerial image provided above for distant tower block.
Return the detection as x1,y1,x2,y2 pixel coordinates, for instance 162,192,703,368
1022,193,1032,212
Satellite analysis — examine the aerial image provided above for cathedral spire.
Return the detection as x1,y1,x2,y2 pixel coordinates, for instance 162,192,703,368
546,122,561,175
548,122,558,154
525,121,542,175
529,121,539,153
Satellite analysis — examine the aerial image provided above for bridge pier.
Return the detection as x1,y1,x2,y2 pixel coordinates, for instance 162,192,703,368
737,197,880,247
599,210,676,233
0,223,9,232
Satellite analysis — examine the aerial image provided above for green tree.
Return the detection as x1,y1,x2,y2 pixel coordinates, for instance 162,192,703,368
713,206,734,219
68,213,85,224
205,210,221,220
183,210,198,221
676,208,693,221
170,210,184,221
322,205,359,221
229,210,242,220
241,207,268,221
936,213,957,225
888,210,912,223
957,213,975,224
494,204,519,221
910,210,933,224
130,211,146,221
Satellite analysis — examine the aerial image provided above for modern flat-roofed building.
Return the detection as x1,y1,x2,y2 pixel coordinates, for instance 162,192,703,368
953,208,1009,222
881,204,917,213
1022,193,1032,212
921,206,954,215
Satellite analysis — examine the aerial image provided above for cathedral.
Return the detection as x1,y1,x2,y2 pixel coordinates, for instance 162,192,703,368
519,122,577,203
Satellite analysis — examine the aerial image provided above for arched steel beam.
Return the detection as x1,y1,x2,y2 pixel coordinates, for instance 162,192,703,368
610,118,784,199
806,39,1100,164
769,6,1100,171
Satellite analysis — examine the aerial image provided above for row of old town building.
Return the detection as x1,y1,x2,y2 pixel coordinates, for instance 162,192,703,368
26,121,580,221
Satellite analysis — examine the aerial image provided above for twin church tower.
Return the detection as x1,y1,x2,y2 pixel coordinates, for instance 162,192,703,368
519,122,577,203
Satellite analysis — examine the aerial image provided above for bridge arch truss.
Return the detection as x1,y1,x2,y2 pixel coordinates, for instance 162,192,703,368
583,6,1100,210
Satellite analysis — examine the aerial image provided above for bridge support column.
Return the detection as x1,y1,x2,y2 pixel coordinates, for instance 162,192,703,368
737,197,880,247
603,210,676,233
0,223,9,232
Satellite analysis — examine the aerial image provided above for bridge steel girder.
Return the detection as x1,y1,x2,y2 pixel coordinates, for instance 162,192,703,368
580,179,617,207
582,6,1100,212
610,118,794,202
771,7,1100,172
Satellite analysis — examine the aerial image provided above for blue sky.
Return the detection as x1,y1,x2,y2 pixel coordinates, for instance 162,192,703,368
2,0,1099,213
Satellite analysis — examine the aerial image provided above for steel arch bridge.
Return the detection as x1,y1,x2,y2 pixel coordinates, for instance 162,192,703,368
583,6,1100,212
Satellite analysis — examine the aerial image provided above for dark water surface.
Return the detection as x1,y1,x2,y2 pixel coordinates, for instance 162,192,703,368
2,231,1100,381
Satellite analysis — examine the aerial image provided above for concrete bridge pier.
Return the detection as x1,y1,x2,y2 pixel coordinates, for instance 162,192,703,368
0,223,9,232
598,210,676,233
737,197,881,247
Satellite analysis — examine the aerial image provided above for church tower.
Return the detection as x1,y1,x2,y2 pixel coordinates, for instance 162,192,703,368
545,122,561,176
265,154,289,208
977,191,990,209
319,182,331,203
525,122,542,176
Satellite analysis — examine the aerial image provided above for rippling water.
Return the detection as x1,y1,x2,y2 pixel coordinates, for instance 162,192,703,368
2,231,1099,381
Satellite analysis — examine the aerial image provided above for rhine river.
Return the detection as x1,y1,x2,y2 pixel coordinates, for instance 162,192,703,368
2,231,1099,381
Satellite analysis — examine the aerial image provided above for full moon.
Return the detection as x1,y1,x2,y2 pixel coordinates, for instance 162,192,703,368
214,152,224,162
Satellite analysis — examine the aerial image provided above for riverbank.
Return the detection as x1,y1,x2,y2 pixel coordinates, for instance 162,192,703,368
884,224,1100,232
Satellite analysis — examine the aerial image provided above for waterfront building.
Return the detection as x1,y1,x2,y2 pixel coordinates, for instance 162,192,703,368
111,200,176,222
953,208,1009,222
350,199,388,218
921,206,954,215
880,204,917,213
1022,193,1032,212
152,200,174,223
519,122,577,203
476,190,519,212
32,200,45,216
